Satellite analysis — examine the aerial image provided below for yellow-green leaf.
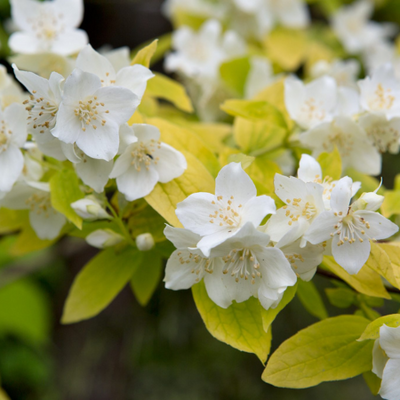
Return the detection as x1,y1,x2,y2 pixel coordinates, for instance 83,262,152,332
367,242,400,290
317,147,342,180
234,117,287,156
147,117,220,177
0,388,10,400
221,99,287,127
227,153,255,169
261,284,297,332
325,288,356,308
145,151,215,228
130,251,163,306
146,73,194,113
0,208,26,234
262,315,373,388
50,169,84,229
264,28,308,71
321,256,390,299
297,280,328,320
358,314,400,341
220,56,251,96
363,371,381,396
381,190,400,217
131,39,158,67
62,247,143,324
192,281,272,362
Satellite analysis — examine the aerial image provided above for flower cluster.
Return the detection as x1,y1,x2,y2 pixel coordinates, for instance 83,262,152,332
285,62,400,176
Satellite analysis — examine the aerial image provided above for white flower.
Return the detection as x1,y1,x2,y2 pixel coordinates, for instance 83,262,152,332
62,143,113,193
264,174,324,247
372,324,400,400
277,238,325,282
52,69,139,161
358,63,400,120
299,116,382,176
359,113,400,154
331,0,395,54
164,225,224,291
304,176,399,274
0,180,66,240
165,19,246,82
208,222,297,310
176,162,276,256
101,46,131,72
297,153,361,209
76,45,154,101
284,75,337,130
14,65,66,160
86,229,125,249
109,124,187,201
136,233,155,251
70,196,110,221
9,0,88,56
0,103,28,193
310,59,360,89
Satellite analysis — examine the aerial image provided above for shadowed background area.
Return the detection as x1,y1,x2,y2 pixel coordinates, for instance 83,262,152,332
0,0,400,399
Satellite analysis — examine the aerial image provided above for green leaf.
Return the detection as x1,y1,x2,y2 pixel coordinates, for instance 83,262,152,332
0,208,26,234
363,371,381,396
0,280,50,344
146,73,194,113
131,39,158,67
317,147,342,181
220,56,251,96
358,314,400,341
261,284,297,332
221,99,287,128
62,247,143,324
321,256,390,299
262,315,374,388
50,169,84,229
192,281,272,363
297,280,328,320
130,251,163,306
325,288,356,308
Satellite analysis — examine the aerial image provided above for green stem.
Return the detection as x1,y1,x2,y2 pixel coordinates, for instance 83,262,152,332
105,199,136,247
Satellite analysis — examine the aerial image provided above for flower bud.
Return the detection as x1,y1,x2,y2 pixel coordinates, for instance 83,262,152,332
352,192,384,212
71,197,111,221
136,233,155,251
86,229,124,249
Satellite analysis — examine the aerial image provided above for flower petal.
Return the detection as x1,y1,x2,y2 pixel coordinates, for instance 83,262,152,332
330,176,353,214
5,104,28,147
75,156,113,193
152,143,187,183
332,234,370,275
116,165,159,201
379,324,400,359
164,225,201,249
62,69,101,105
204,261,234,309
29,209,66,240
240,194,276,227
303,211,339,244
379,358,400,400
51,30,88,56
356,211,399,240
116,64,154,100
274,174,308,204
0,144,24,192
297,154,322,182
215,162,257,205
76,120,119,161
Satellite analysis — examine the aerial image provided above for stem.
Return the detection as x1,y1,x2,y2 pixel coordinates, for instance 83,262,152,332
105,199,136,247
316,268,400,294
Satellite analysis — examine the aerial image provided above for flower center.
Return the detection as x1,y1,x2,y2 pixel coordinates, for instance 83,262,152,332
28,11,65,46
177,250,213,282
24,92,58,134
0,120,11,152
283,197,318,226
25,192,56,218
369,84,395,111
365,123,400,153
330,211,373,245
130,140,161,172
300,97,326,124
324,123,354,157
208,195,242,228
222,248,261,284
74,96,109,132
